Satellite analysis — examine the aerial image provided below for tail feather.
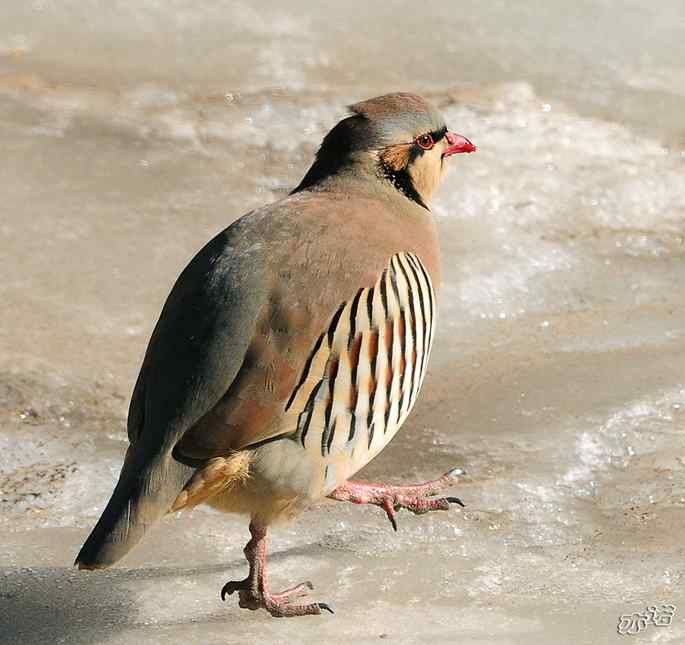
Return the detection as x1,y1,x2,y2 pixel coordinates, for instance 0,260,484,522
75,449,192,569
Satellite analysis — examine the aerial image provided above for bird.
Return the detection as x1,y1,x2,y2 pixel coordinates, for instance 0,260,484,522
75,92,475,617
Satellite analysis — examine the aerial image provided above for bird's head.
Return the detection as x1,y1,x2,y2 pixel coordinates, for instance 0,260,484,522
293,92,475,209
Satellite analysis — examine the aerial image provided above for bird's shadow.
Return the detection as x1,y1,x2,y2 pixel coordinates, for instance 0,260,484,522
0,544,318,644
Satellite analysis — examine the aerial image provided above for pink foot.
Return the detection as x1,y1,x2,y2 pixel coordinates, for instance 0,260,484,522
221,580,331,617
328,467,465,531
221,522,333,618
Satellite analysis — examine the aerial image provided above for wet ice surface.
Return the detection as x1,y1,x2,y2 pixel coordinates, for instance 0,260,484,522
2,2,685,644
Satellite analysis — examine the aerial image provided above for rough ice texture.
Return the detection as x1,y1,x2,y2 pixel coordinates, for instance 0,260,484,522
2,2,685,643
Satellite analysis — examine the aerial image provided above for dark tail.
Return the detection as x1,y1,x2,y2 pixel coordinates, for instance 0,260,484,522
75,448,192,569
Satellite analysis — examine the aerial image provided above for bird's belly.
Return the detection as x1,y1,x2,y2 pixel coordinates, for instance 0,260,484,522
205,439,317,524
225,406,416,522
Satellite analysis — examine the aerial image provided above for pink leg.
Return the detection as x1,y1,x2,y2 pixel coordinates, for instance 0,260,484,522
328,467,464,531
221,522,333,617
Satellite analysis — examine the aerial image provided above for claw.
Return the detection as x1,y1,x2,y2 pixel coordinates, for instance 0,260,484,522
318,602,335,614
445,467,465,479
220,580,244,601
446,496,465,507
381,497,398,531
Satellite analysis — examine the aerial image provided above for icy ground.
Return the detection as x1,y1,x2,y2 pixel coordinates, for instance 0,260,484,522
2,2,685,643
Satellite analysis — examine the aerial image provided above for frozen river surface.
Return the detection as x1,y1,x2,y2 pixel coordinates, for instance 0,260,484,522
1,2,685,643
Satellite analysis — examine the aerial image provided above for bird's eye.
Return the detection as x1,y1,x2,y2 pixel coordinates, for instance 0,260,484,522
415,133,434,150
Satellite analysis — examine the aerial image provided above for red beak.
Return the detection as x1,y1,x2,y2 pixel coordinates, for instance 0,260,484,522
443,131,476,156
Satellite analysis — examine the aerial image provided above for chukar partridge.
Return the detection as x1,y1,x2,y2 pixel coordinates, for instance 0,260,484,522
76,92,476,617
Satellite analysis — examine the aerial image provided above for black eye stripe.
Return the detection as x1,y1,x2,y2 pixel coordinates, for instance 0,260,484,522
431,126,447,142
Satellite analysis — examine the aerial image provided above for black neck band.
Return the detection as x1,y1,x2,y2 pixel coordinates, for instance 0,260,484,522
380,164,429,211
